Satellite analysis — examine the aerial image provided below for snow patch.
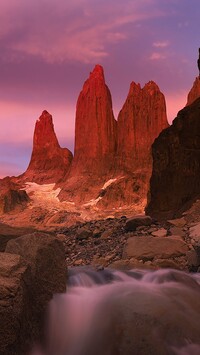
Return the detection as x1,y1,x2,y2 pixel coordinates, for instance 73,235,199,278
102,178,117,190
22,182,75,211
83,178,118,207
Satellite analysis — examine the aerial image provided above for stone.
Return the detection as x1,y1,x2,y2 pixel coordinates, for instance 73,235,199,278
6,232,67,346
146,97,200,219
151,228,167,237
0,253,30,355
168,217,186,227
152,258,181,270
189,223,200,243
187,250,200,268
101,230,112,239
125,215,152,231
23,110,73,183
169,226,185,237
123,236,189,260
76,227,93,240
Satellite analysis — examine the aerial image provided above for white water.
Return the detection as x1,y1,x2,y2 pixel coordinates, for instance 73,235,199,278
33,268,200,355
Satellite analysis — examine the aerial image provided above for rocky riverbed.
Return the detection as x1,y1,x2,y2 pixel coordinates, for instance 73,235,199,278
54,214,200,272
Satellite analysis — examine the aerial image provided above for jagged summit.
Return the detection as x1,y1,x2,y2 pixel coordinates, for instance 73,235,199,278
23,110,73,184
117,79,169,172
89,64,105,80
71,64,117,175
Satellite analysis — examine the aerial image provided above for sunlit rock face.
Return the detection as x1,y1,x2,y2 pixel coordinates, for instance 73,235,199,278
117,81,169,173
187,77,200,105
59,70,168,210
71,65,117,175
146,97,200,219
23,110,73,184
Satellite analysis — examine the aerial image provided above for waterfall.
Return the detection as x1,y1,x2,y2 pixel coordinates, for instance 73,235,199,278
32,267,200,355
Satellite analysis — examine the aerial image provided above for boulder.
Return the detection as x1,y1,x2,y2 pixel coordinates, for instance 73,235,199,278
6,232,67,348
0,253,30,355
123,236,189,260
125,215,152,231
151,228,167,237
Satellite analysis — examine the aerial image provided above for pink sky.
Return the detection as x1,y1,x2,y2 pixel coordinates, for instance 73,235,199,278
0,0,199,177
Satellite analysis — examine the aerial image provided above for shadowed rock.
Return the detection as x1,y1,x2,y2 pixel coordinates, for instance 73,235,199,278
146,97,200,219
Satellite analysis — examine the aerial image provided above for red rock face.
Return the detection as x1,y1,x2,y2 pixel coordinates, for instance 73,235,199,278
24,110,73,183
187,77,200,105
117,81,169,172
71,65,117,175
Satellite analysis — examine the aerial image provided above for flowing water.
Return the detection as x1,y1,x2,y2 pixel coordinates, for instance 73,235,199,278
33,267,200,355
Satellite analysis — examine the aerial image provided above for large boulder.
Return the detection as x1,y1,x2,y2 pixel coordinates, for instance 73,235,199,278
0,253,30,355
123,236,189,260
5,232,67,351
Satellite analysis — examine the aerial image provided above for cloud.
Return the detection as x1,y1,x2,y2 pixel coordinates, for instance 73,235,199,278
153,41,169,48
0,0,165,64
150,52,166,60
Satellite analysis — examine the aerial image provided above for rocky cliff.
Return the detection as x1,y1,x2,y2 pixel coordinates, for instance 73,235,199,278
70,65,117,175
23,110,73,183
146,97,200,219
117,81,169,172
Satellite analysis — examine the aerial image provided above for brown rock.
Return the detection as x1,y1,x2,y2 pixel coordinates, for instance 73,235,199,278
117,81,169,172
23,110,73,183
0,177,29,213
169,226,185,237
146,98,200,219
123,236,189,260
6,232,67,346
76,227,93,240
125,215,152,231
151,228,167,237
0,253,30,355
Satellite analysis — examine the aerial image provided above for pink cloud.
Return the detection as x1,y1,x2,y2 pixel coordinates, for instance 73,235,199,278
1,0,166,64
150,52,166,60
